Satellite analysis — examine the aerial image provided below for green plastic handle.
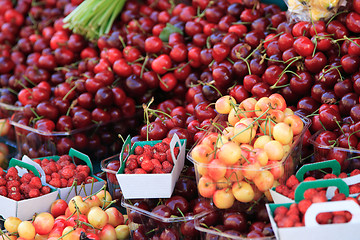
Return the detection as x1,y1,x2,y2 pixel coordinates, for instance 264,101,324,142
296,160,341,182
119,135,132,174
294,179,349,202
8,158,41,177
68,148,93,175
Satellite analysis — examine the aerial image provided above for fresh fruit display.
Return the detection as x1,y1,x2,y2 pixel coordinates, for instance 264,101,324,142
2,190,130,240
0,166,51,201
188,94,309,209
32,154,98,188
123,137,179,174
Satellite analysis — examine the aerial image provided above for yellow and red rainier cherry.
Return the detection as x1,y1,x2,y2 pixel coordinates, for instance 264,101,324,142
192,94,305,209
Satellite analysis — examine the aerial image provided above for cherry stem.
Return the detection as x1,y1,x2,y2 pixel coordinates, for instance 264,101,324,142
56,227,75,240
238,56,252,75
0,229,11,240
140,55,149,79
230,108,271,141
62,84,77,101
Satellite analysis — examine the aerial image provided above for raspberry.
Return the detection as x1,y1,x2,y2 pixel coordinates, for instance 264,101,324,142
60,178,68,188
8,191,21,201
134,145,144,155
339,172,348,178
58,154,72,163
7,180,20,189
154,142,169,153
49,178,61,188
323,173,338,179
40,186,51,194
0,186,6,196
126,158,138,170
20,183,31,194
288,191,295,200
151,158,162,169
162,138,171,145
351,169,360,176
46,175,51,183
137,154,151,165
331,193,347,201
68,178,80,187
153,152,166,162
162,161,173,173
143,145,152,157
48,161,58,173
152,168,165,174
43,166,52,175
286,175,299,189
60,168,75,179
28,189,41,198
0,176,6,186
74,172,85,183
134,168,147,174
51,172,61,179
21,172,34,184
165,149,174,164
85,176,97,183
275,185,287,195
6,170,20,181
274,206,288,216
0,167,5,176
304,188,317,200
67,164,77,170
78,170,89,179
286,203,299,216
29,177,42,189
303,176,316,182
124,168,133,174
76,165,91,176
312,192,327,203
33,159,41,165
141,159,154,173
41,158,50,166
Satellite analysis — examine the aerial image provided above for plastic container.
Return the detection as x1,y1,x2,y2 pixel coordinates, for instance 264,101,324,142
121,196,208,240
0,136,19,169
9,112,132,164
308,129,360,173
100,154,123,209
187,114,311,207
194,209,275,240
0,88,23,119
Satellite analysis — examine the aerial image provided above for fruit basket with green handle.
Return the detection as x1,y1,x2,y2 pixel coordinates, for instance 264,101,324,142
0,159,58,220
116,134,186,199
266,179,360,240
23,148,104,200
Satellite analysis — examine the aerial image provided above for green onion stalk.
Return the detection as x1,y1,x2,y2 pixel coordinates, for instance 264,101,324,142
63,0,127,40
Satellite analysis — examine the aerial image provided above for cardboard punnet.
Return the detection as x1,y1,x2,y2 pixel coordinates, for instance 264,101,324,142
0,159,58,220
116,134,186,199
270,160,360,203
24,148,104,200
267,179,360,240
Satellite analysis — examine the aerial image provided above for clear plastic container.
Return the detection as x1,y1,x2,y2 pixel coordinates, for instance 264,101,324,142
9,112,133,163
187,114,311,208
121,196,209,240
0,88,23,119
194,209,275,240
100,154,123,209
0,136,19,169
308,129,360,173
